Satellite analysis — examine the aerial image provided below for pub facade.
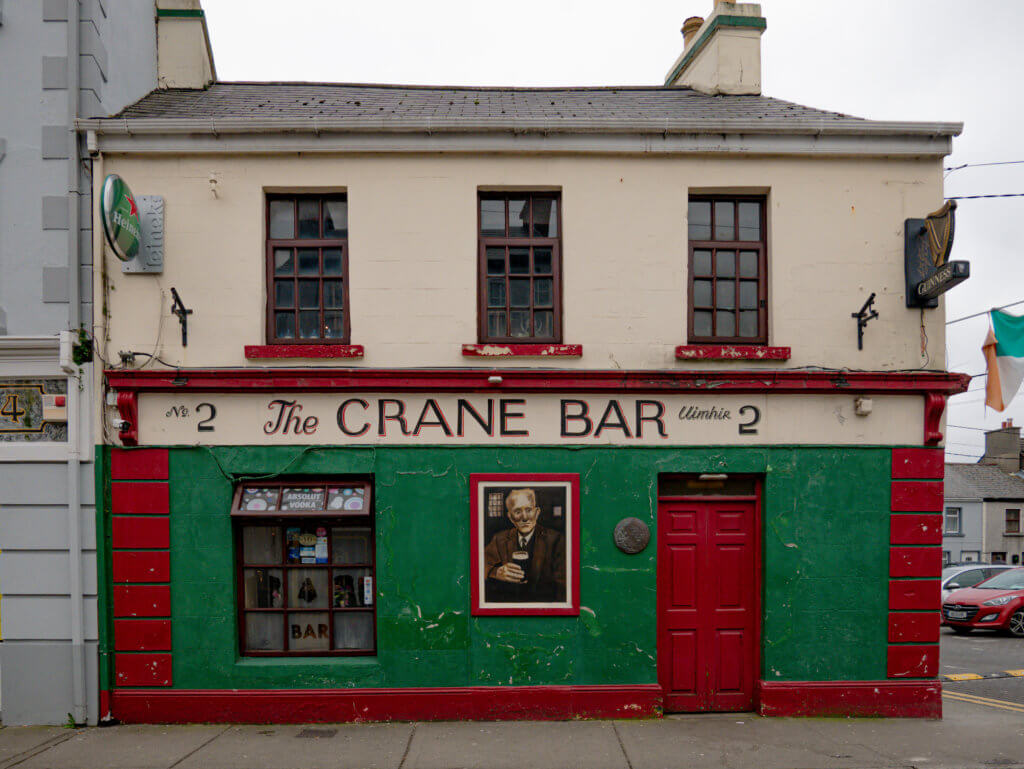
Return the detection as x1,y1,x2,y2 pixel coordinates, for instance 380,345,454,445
82,2,966,722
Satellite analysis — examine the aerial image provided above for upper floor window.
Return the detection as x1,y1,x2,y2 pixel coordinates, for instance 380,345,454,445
478,192,561,343
944,506,962,535
266,195,349,344
687,196,766,344
1006,508,1021,534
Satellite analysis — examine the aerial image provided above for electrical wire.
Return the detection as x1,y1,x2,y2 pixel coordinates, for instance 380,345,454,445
945,160,1024,175
945,193,1024,200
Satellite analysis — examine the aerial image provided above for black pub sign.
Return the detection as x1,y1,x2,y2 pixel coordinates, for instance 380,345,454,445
904,201,969,307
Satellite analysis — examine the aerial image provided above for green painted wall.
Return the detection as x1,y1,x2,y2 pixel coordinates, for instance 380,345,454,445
103,445,893,691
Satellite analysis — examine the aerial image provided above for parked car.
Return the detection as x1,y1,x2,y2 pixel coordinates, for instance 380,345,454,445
941,564,1015,603
942,567,1024,636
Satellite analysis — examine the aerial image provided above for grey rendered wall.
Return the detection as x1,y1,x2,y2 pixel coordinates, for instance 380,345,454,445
983,500,1024,564
0,0,155,725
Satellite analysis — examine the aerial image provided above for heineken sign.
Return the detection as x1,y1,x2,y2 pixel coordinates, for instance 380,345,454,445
100,174,141,262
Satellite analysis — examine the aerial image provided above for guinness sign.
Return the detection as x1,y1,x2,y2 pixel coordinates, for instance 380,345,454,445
904,201,969,307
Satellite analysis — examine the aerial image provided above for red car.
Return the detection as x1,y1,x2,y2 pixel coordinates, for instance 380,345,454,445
943,567,1024,637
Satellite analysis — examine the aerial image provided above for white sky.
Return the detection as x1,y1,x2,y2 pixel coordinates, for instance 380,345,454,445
201,0,1024,461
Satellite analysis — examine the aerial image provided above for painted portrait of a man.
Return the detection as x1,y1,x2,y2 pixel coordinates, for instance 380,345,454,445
483,488,566,604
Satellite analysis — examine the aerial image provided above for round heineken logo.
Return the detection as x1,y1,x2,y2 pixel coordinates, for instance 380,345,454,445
100,174,141,262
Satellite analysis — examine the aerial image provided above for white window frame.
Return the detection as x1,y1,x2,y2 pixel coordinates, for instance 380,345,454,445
944,506,962,535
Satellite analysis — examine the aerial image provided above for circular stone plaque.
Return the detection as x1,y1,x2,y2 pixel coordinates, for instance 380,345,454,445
614,518,650,554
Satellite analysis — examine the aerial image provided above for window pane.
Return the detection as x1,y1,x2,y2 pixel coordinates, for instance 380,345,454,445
323,249,343,276
275,281,294,309
534,310,553,338
332,527,371,564
334,613,374,650
534,247,552,274
716,251,735,277
288,612,330,651
739,280,758,309
269,200,294,239
738,202,760,241
717,280,735,309
243,525,281,561
693,310,712,337
298,281,319,309
716,311,736,337
739,311,759,338
509,310,530,337
693,249,712,276
240,488,279,513
688,201,711,240
509,248,529,274
274,248,294,275
289,568,329,609
534,278,553,307
323,280,344,309
509,278,530,307
714,201,734,240
334,568,371,607
244,568,283,608
327,486,367,512
323,199,348,238
739,250,758,278
299,311,319,338
480,199,505,236
488,311,506,337
509,198,528,236
487,278,506,308
297,249,319,275
298,200,320,238
693,279,712,307
275,312,295,339
486,247,505,275
533,197,558,237
324,312,345,339
245,614,284,652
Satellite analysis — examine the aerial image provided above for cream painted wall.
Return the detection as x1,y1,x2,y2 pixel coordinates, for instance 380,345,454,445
93,152,946,376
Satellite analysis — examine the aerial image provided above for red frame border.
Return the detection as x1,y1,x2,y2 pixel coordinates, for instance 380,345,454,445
469,473,581,617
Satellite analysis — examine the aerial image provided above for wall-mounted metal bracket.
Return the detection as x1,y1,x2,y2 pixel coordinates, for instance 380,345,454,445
170,287,193,347
852,293,879,351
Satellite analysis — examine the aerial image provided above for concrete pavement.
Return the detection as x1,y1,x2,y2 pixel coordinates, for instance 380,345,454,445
1,697,1023,769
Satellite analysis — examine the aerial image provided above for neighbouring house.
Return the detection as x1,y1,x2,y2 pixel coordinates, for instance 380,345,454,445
79,1,967,722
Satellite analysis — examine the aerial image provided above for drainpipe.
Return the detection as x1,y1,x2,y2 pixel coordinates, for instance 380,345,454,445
66,0,87,726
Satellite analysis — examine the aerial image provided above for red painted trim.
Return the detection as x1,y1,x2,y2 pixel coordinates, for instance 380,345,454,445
112,517,170,550
116,391,138,446
111,483,170,516
114,619,172,651
462,344,583,358
890,547,943,578
891,481,944,512
109,684,662,724
890,514,943,545
111,448,169,480
115,653,172,687
891,448,944,480
923,393,946,446
245,344,364,359
105,368,970,395
675,345,791,361
889,580,940,610
113,551,171,584
758,680,940,718
887,645,940,679
888,612,940,643
113,585,171,618
99,690,111,721
469,473,581,616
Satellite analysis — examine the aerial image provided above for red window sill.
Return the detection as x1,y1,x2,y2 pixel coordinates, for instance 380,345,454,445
462,343,583,358
676,345,791,361
245,344,364,359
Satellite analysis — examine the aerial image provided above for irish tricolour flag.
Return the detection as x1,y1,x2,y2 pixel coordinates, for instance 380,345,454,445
983,310,1024,411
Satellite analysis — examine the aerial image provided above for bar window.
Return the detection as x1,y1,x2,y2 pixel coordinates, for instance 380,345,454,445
688,196,767,344
234,480,375,656
478,192,561,343
266,195,350,344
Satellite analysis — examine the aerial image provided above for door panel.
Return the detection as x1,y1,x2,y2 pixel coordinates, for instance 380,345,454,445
658,497,758,712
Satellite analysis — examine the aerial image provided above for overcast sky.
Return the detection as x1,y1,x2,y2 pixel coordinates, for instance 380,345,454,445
201,0,1024,461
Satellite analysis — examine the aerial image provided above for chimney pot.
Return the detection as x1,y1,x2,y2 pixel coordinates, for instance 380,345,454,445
682,17,704,48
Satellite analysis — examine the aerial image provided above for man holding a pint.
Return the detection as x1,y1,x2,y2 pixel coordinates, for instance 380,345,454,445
484,488,566,603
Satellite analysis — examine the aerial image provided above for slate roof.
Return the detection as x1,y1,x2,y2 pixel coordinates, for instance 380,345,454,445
96,82,960,136
945,463,1024,500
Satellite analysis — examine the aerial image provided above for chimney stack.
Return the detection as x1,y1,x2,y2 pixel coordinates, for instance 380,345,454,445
156,0,216,89
981,421,1023,473
665,2,766,95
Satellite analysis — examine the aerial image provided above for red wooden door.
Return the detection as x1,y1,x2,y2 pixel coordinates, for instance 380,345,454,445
657,497,759,712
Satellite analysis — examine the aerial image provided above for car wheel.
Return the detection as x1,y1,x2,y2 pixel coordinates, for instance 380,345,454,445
951,626,973,635
1009,610,1024,638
